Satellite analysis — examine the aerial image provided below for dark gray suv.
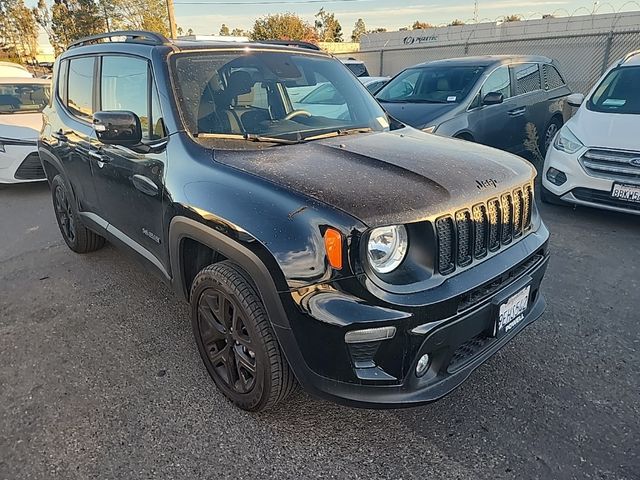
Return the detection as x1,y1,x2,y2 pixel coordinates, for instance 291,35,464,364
376,55,571,155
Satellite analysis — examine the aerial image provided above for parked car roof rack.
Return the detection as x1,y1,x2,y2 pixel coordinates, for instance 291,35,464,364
620,49,640,64
258,40,321,51
68,30,171,49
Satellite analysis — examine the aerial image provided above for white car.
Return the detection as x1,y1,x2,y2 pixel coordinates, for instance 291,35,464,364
0,77,50,183
0,61,33,78
542,50,640,215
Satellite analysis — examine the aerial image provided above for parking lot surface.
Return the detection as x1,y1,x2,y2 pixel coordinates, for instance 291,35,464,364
1,182,638,480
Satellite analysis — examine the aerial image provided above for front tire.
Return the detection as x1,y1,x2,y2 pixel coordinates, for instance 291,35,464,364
541,117,563,155
51,175,105,253
190,261,296,412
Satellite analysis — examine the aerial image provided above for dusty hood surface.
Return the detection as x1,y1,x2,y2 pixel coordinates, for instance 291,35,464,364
0,113,43,142
567,107,640,152
211,128,535,227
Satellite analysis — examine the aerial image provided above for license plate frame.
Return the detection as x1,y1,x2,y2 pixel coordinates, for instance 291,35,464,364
491,276,532,338
611,183,640,204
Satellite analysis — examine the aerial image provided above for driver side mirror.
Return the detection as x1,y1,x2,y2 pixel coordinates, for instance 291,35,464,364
93,111,142,146
482,92,504,106
567,93,585,107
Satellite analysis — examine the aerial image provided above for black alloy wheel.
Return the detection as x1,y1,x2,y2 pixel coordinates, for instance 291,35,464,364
190,261,296,411
54,182,76,244
197,287,257,394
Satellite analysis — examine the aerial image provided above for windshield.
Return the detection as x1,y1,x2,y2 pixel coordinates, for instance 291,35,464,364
170,50,389,145
376,65,485,104
588,66,640,115
0,83,50,113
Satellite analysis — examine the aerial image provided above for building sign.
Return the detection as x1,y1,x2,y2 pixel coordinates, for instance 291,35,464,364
403,35,438,46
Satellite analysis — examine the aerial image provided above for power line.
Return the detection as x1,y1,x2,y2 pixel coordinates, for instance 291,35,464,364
174,0,371,4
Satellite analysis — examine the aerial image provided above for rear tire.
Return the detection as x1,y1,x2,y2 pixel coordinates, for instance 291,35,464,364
190,261,296,412
51,175,105,253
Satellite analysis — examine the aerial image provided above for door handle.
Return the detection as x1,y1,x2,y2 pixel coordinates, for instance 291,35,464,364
52,130,68,142
87,149,110,163
508,107,526,117
132,174,159,196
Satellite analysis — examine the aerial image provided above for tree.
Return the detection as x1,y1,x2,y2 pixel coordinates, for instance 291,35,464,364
449,19,465,26
34,0,169,54
503,14,522,22
366,27,387,34
251,13,318,43
187,28,193,36
1,0,39,62
231,28,246,37
219,24,229,36
411,20,432,30
351,17,366,42
314,7,342,42
177,26,183,35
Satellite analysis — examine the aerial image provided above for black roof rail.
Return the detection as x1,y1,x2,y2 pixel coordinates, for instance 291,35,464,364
258,40,321,51
67,30,171,49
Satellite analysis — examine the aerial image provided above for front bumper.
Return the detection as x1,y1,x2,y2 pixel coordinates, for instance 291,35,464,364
275,227,549,408
0,143,46,184
543,146,640,215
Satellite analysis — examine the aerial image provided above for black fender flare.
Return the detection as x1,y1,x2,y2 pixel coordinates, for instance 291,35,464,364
168,216,290,329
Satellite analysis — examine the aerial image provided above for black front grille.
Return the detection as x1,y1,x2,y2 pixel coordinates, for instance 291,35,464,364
572,187,640,212
447,332,493,373
436,183,534,276
14,153,45,180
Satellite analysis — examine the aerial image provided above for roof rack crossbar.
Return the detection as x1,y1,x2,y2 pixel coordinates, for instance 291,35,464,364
621,49,640,64
257,40,321,51
68,30,170,49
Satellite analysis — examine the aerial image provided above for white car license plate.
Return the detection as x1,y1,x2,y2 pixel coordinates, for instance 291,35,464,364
496,285,531,337
611,183,640,203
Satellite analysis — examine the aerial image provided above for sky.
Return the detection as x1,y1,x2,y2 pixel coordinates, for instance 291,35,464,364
171,0,636,35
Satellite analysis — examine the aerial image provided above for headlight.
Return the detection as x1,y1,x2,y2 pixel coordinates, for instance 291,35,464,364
553,126,584,154
422,125,436,134
367,225,408,274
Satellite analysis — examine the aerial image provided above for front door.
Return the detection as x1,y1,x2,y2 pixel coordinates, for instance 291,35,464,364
89,54,169,275
467,65,518,152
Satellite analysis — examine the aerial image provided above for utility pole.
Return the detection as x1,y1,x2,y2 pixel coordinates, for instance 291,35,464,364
166,0,177,39
474,0,479,23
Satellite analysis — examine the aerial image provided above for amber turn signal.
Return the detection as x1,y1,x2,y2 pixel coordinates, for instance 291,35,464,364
324,228,343,270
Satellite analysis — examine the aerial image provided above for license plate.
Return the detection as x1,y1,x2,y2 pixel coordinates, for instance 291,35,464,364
611,183,640,203
495,285,531,337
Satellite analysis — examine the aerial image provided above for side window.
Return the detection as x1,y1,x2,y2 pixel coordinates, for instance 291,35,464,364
67,57,95,119
56,60,68,104
513,63,542,95
385,69,421,99
101,56,165,141
481,66,511,100
543,64,565,90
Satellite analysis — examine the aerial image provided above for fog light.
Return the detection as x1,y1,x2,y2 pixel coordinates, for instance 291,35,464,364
546,167,567,186
344,326,396,344
416,354,430,377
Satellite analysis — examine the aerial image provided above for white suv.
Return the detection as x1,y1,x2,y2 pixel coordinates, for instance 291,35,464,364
542,50,640,215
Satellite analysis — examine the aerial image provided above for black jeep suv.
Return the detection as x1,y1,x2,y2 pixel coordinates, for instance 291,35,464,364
39,31,549,412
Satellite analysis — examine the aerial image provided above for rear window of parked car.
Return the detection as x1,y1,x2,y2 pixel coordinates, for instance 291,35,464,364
542,64,565,90
513,63,541,95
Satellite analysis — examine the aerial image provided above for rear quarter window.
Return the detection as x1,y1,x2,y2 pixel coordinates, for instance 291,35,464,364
542,64,565,90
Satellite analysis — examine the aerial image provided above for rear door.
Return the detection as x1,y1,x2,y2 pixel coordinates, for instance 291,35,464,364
466,65,516,151
90,54,169,275
51,56,101,213
508,63,545,154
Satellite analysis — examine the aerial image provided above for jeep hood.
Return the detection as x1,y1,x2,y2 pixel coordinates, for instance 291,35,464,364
211,128,535,227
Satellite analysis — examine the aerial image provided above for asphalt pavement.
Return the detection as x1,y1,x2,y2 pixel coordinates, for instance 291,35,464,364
1,181,638,480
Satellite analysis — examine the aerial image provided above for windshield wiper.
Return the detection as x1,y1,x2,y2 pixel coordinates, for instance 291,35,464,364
304,127,373,141
377,99,408,103
194,132,303,145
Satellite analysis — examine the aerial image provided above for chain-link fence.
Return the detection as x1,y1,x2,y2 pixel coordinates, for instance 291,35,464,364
338,13,640,94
